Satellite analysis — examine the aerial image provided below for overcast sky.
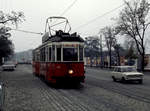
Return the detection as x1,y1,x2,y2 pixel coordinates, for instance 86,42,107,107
1,0,149,53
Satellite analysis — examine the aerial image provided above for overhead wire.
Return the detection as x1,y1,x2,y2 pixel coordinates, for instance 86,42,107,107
49,0,78,33
60,0,78,16
11,28,43,35
4,1,124,36
73,3,125,31
10,0,77,36
0,0,43,35
58,0,77,32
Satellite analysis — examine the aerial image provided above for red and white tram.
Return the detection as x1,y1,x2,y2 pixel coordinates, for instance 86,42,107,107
32,17,85,84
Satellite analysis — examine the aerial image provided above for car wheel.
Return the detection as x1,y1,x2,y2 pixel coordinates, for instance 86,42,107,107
139,79,143,84
112,76,116,82
121,77,126,83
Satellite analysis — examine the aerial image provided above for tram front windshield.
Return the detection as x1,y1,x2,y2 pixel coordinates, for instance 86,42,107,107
63,48,78,61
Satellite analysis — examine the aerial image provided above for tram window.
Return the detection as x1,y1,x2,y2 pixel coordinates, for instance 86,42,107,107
52,45,55,61
43,48,46,61
40,49,43,61
40,48,46,61
45,47,48,62
79,47,83,61
57,48,61,61
40,50,42,61
49,47,51,61
38,53,40,61
63,48,78,61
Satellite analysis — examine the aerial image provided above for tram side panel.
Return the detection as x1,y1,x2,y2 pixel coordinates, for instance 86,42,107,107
33,62,40,76
39,62,47,76
32,62,36,74
45,63,56,83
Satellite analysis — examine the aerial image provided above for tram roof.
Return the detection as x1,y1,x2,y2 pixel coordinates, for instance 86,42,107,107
42,30,84,43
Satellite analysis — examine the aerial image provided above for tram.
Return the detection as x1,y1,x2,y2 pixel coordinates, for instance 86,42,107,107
32,17,85,84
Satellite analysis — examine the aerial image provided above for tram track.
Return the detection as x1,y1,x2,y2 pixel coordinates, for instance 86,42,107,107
39,82,71,111
36,77,92,111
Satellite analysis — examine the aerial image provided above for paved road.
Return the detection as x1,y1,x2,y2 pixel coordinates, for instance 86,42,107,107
0,65,150,111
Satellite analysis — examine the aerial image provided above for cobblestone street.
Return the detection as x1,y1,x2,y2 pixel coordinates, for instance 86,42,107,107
0,65,150,111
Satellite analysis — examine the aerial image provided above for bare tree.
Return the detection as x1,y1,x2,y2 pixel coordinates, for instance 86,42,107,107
101,26,116,68
0,11,25,64
0,27,14,63
84,36,100,66
0,11,25,27
123,38,138,59
116,0,150,71
113,44,125,66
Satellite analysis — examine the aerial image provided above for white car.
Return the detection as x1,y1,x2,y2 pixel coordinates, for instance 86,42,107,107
2,61,15,71
112,66,144,84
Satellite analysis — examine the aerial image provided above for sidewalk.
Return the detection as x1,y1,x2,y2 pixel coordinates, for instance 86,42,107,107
86,66,114,71
86,66,150,75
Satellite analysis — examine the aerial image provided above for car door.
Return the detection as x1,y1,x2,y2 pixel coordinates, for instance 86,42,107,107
115,67,122,79
112,67,119,79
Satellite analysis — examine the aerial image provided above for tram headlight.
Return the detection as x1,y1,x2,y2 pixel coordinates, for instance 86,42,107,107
68,69,74,74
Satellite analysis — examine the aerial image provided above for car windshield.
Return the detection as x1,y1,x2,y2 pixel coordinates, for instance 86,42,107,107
121,67,137,72
114,67,137,72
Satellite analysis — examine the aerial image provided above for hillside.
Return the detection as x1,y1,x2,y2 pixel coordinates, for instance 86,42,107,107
14,49,33,63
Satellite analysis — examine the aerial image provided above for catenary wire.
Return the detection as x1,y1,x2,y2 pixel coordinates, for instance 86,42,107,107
73,4,125,31
60,0,78,16
49,0,78,31
9,2,124,36
11,28,43,35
